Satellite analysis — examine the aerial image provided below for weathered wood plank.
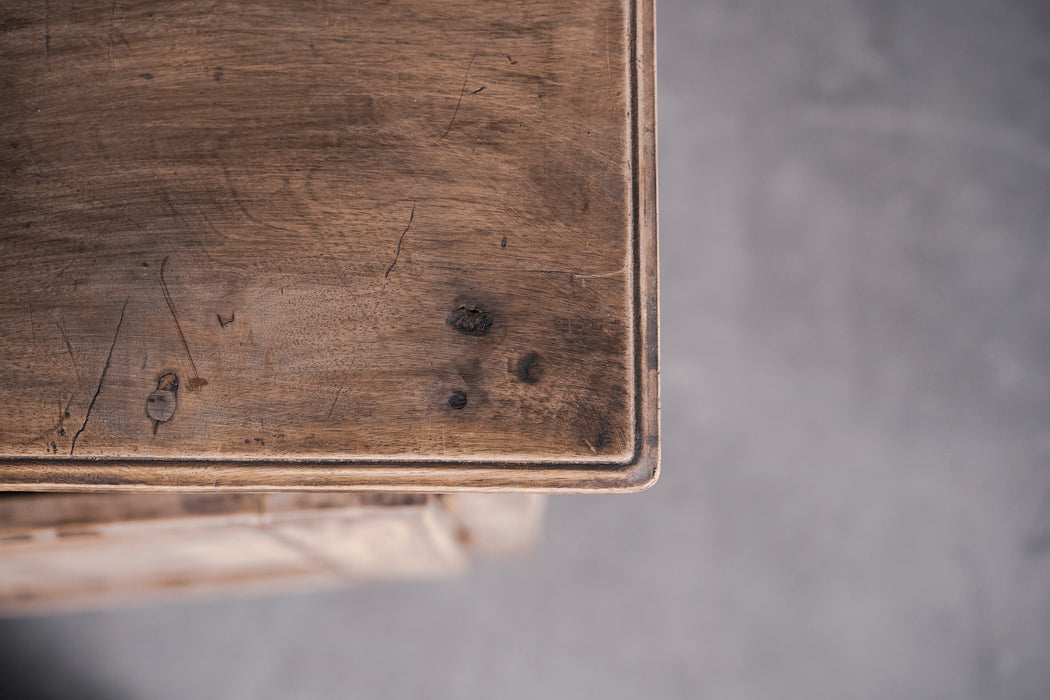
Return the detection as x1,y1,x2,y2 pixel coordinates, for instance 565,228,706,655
0,0,658,491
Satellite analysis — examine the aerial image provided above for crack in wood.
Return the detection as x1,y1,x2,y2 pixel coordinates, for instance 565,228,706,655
56,318,80,381
69,298,128,455
324,384,345,424
383,205,416,279
438,54,478,140
159,257,205,389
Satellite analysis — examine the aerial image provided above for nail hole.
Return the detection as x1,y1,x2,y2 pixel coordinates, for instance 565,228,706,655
448,391,468,410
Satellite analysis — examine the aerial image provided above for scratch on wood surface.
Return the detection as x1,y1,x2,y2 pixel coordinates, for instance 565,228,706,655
56,319,81,380
324,384,345,423
485,38,517,66
105,1,132,52
604,13,613,87
145,142,232,270
44,0,51,58
107,0,120,52
50,257,77,285
439,54,478,140
419,341,436,372
69,298,128,455
384,205,416,278
219,160,296,234
159,257,204,386
25,295,36,340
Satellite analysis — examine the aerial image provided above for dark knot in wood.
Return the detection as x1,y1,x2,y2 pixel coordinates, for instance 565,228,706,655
146,372,180,423
446,304,492,336
447,391,468,410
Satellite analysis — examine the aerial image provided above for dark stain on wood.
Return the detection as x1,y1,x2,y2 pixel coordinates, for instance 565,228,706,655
448,391,468,410
594,423,612,450
446,304,493,336
514,352,542,383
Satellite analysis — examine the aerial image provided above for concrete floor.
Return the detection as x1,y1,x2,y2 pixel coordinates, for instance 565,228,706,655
3,0,1050,697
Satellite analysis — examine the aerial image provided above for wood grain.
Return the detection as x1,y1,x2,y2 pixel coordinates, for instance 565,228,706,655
0,492,546,613
0,0,658,491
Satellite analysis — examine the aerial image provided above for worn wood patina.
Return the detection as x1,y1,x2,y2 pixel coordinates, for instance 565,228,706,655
0,0,658,491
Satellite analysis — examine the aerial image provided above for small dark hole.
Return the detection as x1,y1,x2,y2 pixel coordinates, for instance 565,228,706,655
448,391,468,410
446,305,492,336
516,353,541,383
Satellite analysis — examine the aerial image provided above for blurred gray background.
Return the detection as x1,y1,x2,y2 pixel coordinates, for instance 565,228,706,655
3,0,1050,697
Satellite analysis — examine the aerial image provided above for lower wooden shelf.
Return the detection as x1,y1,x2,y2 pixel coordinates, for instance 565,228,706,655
0,492,545,614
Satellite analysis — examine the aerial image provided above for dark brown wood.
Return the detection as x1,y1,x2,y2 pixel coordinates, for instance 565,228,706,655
0,0,658,491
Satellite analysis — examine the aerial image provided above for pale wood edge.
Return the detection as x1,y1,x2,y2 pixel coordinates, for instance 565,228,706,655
0,0,659,494
0,494,546,614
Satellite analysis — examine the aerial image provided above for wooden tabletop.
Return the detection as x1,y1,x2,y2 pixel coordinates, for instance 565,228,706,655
0,0,658,491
